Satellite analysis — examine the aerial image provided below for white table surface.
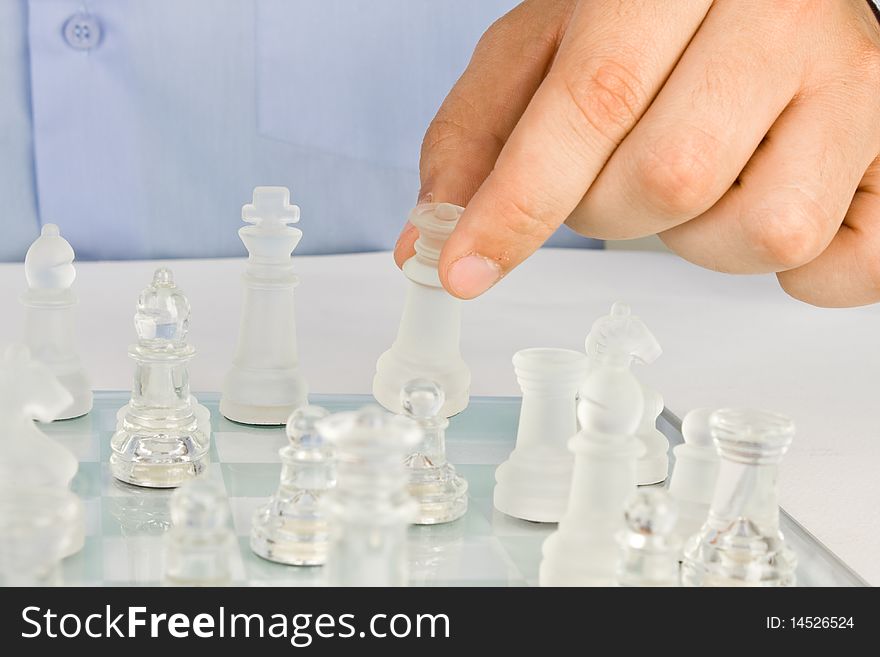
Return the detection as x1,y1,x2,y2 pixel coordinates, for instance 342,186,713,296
2,249,878,584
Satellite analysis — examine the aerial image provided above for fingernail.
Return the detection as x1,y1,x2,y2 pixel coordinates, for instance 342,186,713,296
447,255,502,299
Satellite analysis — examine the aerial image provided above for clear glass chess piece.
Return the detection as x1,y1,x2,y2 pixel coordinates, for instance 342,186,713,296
319,406,420,586
616,489,681,586
681,409,797,587
110,268,210,488
164,479,236,586
250,405,334,565
407,521,466,585
400,379,468,524
105,481,174,583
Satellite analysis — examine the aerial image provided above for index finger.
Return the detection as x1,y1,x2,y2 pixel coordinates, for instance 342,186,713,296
439,0,710,298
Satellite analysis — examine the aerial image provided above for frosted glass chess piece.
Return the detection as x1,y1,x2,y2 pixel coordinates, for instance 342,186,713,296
319,406,420,586
373,203,470,417
0,489,79,586
164,479,236,586
667,408,721,543
110,268,210,488
682,409,797,587
636,387,669,484
539,310,654,586
583,302,665,485
0,344,84,560
21,224,92,419
250,405,334,565
400,379,468,524
221,187,308,425
494,348,588,522
615,489,681,586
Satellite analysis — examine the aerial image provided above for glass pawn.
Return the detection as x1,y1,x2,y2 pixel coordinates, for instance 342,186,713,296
319,406,420,586
110,268,210,488
616,489,681,586
681,409,797,587
400,379,468,524
164,479,236,586
250,405,334,565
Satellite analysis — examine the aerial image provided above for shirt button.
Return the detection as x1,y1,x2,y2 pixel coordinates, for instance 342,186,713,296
62,13,102,51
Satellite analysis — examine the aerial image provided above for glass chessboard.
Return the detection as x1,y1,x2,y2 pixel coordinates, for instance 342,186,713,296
43,392,865,587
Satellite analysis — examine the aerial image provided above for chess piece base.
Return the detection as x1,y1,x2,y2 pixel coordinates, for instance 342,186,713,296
54,369,93,420
538,531,618,587
220,399,301,426
636,428,669,485
493,447,572,523
250,510,329,566
220,367,308,425
373,367,469,418
164,531,236,586
637,452,669,485
408,465,468,525
110,429,209,488
681,518,797,587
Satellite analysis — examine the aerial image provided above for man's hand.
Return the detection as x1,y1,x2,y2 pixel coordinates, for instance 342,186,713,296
393,0,880,307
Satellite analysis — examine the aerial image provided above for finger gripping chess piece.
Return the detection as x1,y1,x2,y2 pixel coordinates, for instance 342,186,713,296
319,406,420,586
220,187,308,425
110,268,210,488
667,408,721,543
583,302,666,485
400,379,468,524
373,203,471,417
616,489,681,587
681,409,797,587
0,344,85,560
494,348,588,523
539,311,652,586
21,224,92,419
250,405,334,565
164,479,236,586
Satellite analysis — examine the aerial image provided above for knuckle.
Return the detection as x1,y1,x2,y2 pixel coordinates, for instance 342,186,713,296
419,108,502,176
419,116,464,174
857,43,880,83
557,58,645,143
474,17,505,55
633,132,723,216
740,198,830,270
495,188,559,243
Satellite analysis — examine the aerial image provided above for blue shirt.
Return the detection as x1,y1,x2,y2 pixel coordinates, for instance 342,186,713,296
1,0,599,261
